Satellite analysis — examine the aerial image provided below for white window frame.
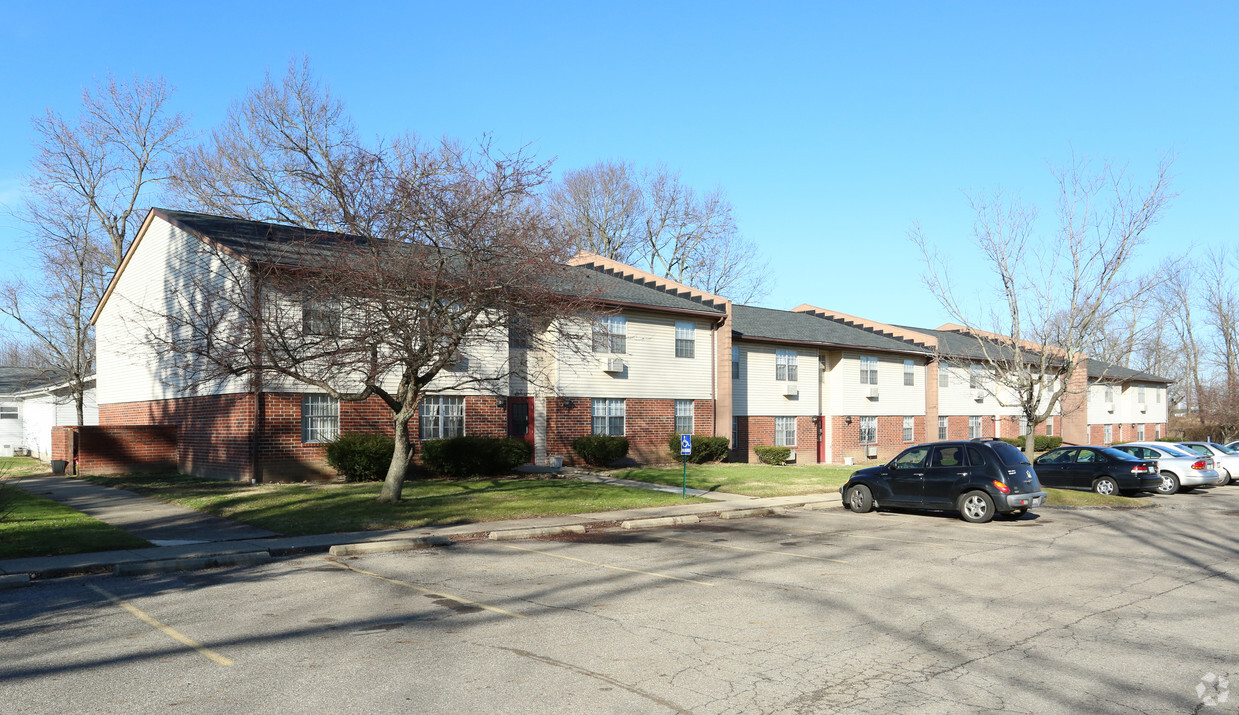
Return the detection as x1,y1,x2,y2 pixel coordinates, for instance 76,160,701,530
776,349,798,381
969,364,983,389
301,297,342,337
420,396,465,440
1156,387,1162,404
859,416,877,445
301,394,339,443
968,415,982,440
1104,424,1113,443
903,360,915,386
1156,424,1162,439
774,416,797,447
1104,385,1114,404
675,322,695,358
591,398,625,436
860,356,878,385
1137,386,1146,404
1046,416,1054,436
1137,423,1145,440
902,416,914,442
938,367,949,388
1019,416,1029,436
674,399,694,435
938,415,948,440
0,405,18,420
593,315,627,354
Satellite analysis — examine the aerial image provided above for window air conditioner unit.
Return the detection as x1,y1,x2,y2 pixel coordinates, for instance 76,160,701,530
786,449,797,462
972,389,985,402
865,445,878,458
783,383,799,397
603,358,625,373
1139,404,1147,413
1106,403,1114,413
867,386,879,399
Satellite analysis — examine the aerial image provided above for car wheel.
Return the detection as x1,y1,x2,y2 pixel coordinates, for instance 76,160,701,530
958,490,995,523
1156,472,1180,495
845,484,874,513
1219,469,1232,487
1092,476,1119,496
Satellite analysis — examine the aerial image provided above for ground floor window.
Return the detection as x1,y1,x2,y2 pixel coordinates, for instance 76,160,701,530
938,416,947,440
859,416,877,444
732,416,739,449
1103,424,1113,443
1046,416,1054,436
675,400,694,435
775,416,796,447
592,398,625,436
968,416,982,440
902,416,914,442
1155,424,1162,439
420,396,465,440
1138,424,1146,441
1019,416,1029,435
301,394,339,443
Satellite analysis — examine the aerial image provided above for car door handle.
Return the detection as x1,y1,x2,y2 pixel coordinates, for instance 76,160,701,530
956,472,968,476
912,472,924,476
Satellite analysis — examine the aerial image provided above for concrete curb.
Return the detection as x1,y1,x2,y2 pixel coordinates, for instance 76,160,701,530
0,573,31,589
113,552,272,576
329,536,452,556
622,515,701,529
489,525,586,541
719,508,776,520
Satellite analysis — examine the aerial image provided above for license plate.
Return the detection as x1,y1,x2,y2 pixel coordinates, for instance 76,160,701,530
1032,496,1045,507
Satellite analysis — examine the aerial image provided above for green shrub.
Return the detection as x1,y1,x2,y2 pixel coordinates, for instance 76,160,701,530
420,436,532,477
325,432,395,482
754,445,791,465
571,435,630,466
1036,435,1063,451
999,437,1024,448
666,433,730,463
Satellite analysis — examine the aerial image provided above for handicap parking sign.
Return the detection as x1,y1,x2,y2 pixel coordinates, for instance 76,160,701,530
680,434,692,455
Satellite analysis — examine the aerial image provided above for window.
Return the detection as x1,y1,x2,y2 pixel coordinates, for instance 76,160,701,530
302,297,341,336
969,364,983,389
860,356,878,385
1019,416,1029,436
732,346,740,380
1138,424,1145,440
968,415,982,439
1138,386,1146,404
859,416,877,444
776,349,798,381
0,405,18,420
903,360,915,386
902,416,914,442
938,415,948,440
1156,424,1162,439
675,399,694,435
593,315,626,354
731,416,739,449
1156,388,1162,404
301,394,339,443
775,416,796,447
675,322,695,358
591,398,625,436
1103,424,1113,442
1046,416,1054,436
938,367,949,388
892,447,929,469
931,446,963,467
1104,385,1114,403
420,396,465,440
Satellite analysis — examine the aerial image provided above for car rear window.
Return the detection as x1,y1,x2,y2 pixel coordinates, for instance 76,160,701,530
988,441,1030,466
1212,443,1237,455
1158,445,1192,458
1100,447,1140,461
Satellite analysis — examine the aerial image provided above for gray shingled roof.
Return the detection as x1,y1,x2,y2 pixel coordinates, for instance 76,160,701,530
1086,358,1173,384
0,367,64,394
154,209,725,317
733,305,930,355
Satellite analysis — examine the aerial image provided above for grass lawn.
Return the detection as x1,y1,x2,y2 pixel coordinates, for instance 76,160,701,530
0,486,150,559
0,457,50,478
1043,487,1153,508
79,474,710,536
615,463,861,498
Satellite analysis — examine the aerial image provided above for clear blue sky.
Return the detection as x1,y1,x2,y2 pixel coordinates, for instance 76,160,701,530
1,1,1234,332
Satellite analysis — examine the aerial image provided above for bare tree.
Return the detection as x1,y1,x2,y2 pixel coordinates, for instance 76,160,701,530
548,160,770,302
31,73,190,267
1158,261,1206,419
0,334,54,368
912,155,1176,457
158,61,599,501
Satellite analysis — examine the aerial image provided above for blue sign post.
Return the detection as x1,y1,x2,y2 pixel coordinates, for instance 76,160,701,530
680,434,692,498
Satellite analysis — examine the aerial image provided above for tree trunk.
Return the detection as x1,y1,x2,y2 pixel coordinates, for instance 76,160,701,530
76,386,84,427
1024,427,1036,462
379,410,414,502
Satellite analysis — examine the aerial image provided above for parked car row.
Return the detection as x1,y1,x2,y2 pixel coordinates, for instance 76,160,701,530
840,438,1236,524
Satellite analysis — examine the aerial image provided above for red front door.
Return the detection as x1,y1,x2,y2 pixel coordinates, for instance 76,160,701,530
507,397,535,461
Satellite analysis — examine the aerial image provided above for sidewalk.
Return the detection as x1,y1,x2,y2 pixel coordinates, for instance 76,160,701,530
0,474,842,586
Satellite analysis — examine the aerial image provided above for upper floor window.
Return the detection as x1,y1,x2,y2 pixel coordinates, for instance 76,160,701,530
732,346,740,380
860,356,878,385
302,297,341,336
592,398,625,436
675,322,695,358
420,396,465,440
776,349,798,381
1138,386,1146,403
1156,387,1162,403
939,367,949,388
903,360,915,386
969,364,984,389
0,405,18,420
301,394,339,443
675,399,694,434
1104,385,1114,403
593,315,626,354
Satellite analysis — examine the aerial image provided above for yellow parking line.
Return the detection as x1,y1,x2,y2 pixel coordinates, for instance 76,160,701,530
324,560,526,618
87,584,233,667
660,537,850,564
498,544,715,586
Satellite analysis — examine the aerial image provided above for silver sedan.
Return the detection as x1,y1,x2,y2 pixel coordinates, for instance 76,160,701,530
1175,442,1239,486
1113,442,1222,495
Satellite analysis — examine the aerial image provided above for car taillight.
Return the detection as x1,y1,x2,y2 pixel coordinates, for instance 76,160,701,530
1191,460,1207,470
1131,465,1151,474
993,480,1010,494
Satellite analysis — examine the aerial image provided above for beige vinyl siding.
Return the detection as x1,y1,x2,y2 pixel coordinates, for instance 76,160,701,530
555,310,713,399
833,353,926,416
732,343,819,417
1087,380,1167,425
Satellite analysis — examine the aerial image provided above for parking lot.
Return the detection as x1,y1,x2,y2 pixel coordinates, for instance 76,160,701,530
3,489,1238,713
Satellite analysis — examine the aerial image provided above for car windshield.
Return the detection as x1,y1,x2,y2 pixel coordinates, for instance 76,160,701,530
1157,445,1193,458
989,441,1031,466
1100,447,1140,461
1211,443,1237,455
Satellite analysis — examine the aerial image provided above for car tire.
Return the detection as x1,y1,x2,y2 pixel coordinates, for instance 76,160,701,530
958,490,995,523
845,484,874,513
1155,472,1180,495
1092,476,1119,496
1219,469,1232,487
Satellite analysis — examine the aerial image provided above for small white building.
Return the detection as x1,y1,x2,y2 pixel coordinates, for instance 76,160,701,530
0,368,97,459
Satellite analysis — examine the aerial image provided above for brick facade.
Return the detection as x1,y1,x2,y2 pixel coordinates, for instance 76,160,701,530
545,397,715,466
52,424,178,475
832,415,926,465
732,415,819,463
